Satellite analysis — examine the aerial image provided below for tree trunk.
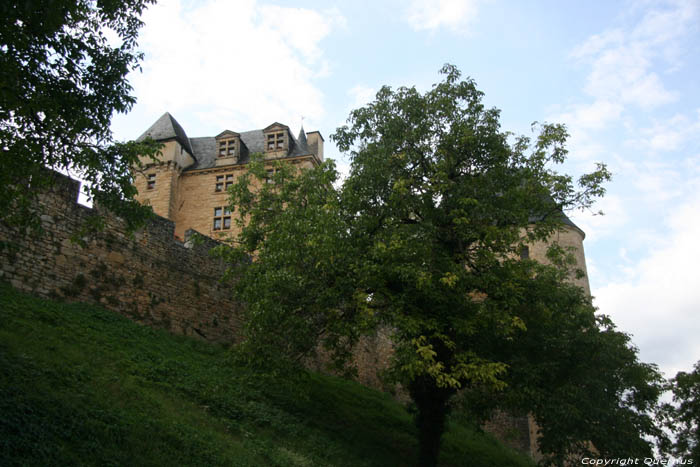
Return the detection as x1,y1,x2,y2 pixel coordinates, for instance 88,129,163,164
409,375,455,467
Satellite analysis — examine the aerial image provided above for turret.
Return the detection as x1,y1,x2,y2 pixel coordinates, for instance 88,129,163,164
137,112,196,170
526,214,590,296
133,112,195,221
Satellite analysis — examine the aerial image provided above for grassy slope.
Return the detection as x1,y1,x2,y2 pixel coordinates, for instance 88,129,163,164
0,284,535,467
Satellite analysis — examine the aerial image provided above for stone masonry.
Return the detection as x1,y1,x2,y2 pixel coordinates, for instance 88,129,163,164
0,165,590,459
0,172,241,343
132,113,323,240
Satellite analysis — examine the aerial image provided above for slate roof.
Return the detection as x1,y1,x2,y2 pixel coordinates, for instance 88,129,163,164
186,128,312,171
138,112,317,172
297,126,308,149
559,212,585,238
137,112,194,156
529,210,585,238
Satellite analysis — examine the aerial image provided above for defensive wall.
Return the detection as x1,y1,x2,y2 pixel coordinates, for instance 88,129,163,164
0,172,241,343
0,171,590,459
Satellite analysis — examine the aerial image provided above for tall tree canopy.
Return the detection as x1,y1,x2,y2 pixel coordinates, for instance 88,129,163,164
659,361,700,462
0,0,159,230
220,66,663,466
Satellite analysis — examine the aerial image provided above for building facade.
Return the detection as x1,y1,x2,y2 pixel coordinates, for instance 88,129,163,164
132,111,592,459
133,112,324,240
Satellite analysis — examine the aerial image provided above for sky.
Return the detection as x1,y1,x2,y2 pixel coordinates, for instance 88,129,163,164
111,0,700,381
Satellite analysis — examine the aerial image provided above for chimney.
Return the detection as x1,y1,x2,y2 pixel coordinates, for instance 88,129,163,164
306,131,324,162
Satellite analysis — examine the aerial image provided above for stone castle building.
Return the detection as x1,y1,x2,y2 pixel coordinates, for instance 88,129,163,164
132,112,591,458
0,112,593,460
133,112,324,240
132,111,590,296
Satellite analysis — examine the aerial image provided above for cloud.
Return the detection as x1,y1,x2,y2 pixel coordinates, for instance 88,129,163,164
126,0,343,135
627,109,700,153
569,194,629,244
594,186,700,378
405,0,480,33
571,0,696,111
548,1,698,172
552,99,624,136
347,85,376,112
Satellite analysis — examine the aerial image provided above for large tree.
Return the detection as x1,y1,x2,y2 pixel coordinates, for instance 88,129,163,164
221,66,663,466
0,0,160,230
659,361,700,462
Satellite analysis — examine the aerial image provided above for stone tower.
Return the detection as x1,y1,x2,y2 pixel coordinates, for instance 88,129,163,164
133,112,323,239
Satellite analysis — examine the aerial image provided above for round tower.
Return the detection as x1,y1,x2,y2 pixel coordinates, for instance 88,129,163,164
526,218,590,296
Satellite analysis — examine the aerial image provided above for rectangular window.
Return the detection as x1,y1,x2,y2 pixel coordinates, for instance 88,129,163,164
215,174,234,192
265,169,275,184
266,132,285,151
520,246,530,260
147,174,156,190
218,139,236,158
213,206,231,231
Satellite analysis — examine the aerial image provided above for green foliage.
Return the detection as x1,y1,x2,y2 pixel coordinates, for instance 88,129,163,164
216,154,362,372
485,271,666,463
659,361,700,462
0,283,536,466
0,0,161,231
221,65,663,466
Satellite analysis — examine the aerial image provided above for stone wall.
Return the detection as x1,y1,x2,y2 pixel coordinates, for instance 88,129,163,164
0,171,570,459
0,172,241,343
135,156,316,240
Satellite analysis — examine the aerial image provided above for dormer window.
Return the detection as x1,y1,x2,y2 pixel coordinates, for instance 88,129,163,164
218,139,237,158
267,132,285,151
215,130,240,161
263,123,290,154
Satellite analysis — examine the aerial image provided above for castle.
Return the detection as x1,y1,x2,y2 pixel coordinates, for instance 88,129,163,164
130,112,592,458
133,112,324,240
132,111,590,296
0,112,593,459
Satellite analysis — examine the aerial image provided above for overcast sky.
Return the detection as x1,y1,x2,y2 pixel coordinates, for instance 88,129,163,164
111,0,700,381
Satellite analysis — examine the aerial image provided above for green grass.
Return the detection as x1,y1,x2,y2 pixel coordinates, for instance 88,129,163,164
0,283,535,467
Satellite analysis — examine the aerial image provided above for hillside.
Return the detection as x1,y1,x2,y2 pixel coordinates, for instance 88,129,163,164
0,283,535,466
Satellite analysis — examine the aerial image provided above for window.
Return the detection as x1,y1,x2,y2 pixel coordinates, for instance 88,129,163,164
265,168,275,184
213,206,232,231
266,132,285,151
218,139,236,157
147,173,156,190
520,246,530,260
215,174,234,192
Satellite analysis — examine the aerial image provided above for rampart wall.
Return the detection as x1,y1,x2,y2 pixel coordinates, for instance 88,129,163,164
0,172,241,343
0,171,559,458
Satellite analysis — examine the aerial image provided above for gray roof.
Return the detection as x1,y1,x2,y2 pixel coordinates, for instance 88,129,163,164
559,212,585,238
137,112,318,171
137,112,193,156
529,210,585,238
297,126,308,149
186,128,312,171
